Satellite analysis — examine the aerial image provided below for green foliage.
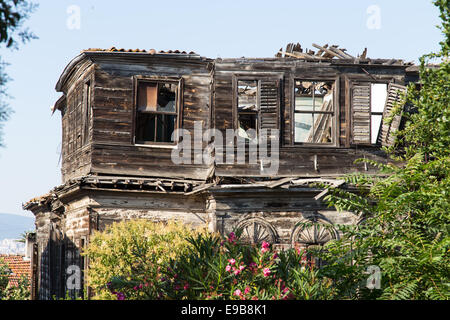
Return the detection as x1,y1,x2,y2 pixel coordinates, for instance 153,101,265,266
0,258,30,300
0,0,37,49
103,227,336,300
321,0,450,300
0,0,37,147
83,219,208,299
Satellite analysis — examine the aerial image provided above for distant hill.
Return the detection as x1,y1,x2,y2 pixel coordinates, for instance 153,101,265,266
0,213,35,240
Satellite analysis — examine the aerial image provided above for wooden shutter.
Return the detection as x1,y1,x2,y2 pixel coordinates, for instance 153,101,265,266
378,83,407,147
351,83,371,144
259,79,280,140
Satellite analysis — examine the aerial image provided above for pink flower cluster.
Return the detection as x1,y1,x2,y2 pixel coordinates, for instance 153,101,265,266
233,286,252,299
226,258,245,276
261,241,270,253
227,232,237,244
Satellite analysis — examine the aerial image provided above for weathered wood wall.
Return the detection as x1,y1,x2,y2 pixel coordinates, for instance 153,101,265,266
212,59,408,177
60,62,94,182
90,55,213,181
57,53,414,182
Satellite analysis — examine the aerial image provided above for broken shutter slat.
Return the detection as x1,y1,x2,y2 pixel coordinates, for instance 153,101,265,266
259,79,279,130
378,83,407,147
351,83,371,144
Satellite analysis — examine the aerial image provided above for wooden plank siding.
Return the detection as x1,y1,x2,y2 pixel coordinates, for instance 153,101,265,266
57,53,413,183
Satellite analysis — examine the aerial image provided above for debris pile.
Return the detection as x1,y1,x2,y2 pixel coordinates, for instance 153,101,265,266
276,42,408,65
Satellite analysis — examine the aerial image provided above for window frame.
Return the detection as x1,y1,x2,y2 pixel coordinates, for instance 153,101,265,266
291,77,340,147
132,76,183,147
232,72,282,142
347,78,391,147
235,78,261,135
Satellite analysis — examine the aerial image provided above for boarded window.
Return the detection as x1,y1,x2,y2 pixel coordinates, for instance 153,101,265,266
135,81,178,144
294,81,334,144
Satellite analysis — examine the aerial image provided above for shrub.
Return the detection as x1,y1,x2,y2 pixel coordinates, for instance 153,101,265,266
103,227,336,300
84,219,208,299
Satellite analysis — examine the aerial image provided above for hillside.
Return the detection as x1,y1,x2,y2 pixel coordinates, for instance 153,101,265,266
0,213,35,240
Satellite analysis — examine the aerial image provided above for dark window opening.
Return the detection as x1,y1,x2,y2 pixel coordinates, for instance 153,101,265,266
135,81,178,144
237,80,259,140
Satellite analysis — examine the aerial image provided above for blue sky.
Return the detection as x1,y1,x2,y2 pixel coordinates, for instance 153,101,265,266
0,0,443,216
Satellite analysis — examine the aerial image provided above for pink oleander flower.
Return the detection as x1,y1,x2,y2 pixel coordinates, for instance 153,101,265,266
249,262,257,268
263,268,271,277
184,283,190,290
261,241,270,253
244,286,251,294
133,286,138,291
228,258,236,265
228,232,236,243
115,292,125,300
233,289,242,297
234,269,241,276
239,265,245,271
225,265,232,272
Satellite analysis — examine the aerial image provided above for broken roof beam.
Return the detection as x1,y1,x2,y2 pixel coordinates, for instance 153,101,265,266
266,177,296,188
314,43,328,57
328,46,355,59
312,43,346,59
359,48,368,59
279,50,325,60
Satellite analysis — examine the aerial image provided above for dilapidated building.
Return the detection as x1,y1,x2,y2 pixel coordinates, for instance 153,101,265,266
24,43,418,299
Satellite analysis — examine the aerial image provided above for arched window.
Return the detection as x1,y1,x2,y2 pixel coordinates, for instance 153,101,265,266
291,216,338,267
235,218,277,245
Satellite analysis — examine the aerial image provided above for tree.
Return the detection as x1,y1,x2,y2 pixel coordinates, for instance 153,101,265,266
0,0,37,146
320,0,449,300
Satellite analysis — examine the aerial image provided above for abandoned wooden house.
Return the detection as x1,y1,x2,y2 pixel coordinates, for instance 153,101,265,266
23,43,419,299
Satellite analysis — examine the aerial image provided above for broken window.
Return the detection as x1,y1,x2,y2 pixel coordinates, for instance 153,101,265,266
237,80,258,140
135,81,178,144
294,81,334,144
351,82,393,145
236,78,280,142
370,83,388,144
